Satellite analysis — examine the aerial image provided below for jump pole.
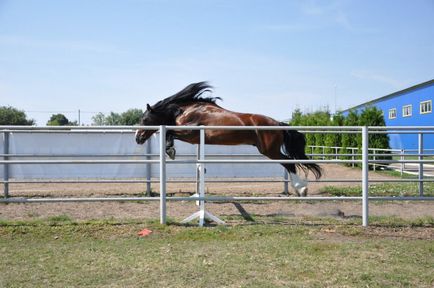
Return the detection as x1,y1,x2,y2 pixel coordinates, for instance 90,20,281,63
181,127,225,226
159,125,167,224
362,126,369,227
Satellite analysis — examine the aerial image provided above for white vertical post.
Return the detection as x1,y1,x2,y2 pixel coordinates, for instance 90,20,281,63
418,133,424,196
351,148,355,168
196,144,200,195
3,132,9,198
198,127,206,226
159,125,167,224
362,126,369,227
146,139,152,196
373,149,376,171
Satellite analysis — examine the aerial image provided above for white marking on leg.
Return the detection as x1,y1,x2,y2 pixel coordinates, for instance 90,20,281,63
289,173,308,197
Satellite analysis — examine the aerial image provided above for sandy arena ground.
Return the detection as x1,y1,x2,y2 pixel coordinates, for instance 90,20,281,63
1,164,433,222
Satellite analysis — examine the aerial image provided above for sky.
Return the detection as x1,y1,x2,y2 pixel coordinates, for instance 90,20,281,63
0,0,433,125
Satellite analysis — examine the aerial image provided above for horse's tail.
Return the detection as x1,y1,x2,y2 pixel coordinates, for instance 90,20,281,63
279,122,322,179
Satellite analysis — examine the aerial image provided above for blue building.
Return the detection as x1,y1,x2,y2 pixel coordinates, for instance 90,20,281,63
343,79,433,151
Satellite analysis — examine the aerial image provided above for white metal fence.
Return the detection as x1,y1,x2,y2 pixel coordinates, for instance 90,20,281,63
1,125,434,227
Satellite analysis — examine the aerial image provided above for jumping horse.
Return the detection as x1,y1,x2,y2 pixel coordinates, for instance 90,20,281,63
135,82,322,196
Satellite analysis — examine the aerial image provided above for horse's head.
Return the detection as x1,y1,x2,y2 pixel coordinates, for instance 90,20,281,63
135,104,165,144
136,82,212,144
135,103,183,144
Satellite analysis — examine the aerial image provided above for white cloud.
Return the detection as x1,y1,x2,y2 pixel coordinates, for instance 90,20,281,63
0,35,123,54
351,70,404,89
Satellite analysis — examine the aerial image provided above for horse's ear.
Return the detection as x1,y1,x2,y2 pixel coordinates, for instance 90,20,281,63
146,104,153,112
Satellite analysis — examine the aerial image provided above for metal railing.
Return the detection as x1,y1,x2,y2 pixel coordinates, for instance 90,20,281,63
1,125,434,227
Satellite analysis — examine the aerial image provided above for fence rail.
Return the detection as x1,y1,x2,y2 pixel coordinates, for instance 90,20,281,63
2,125,434,227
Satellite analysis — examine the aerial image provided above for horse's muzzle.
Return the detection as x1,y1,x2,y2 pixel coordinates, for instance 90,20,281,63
135,129,155,144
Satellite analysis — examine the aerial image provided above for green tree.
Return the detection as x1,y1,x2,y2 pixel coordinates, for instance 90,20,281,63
311,111,331,155
289,109,303,126
47,114,70,126
104,112,122,125
359,106,389,148
92,109,143,125
289,107,391,169
91,112,122,125
359,106,391,167
120,109,143,125
340,109,360,165
91,112,106,126
325,112,345,157
0,106,34,125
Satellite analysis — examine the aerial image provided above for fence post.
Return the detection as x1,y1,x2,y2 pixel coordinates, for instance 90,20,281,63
351,148,355,168
362,126,369,227
159,125,167,224
196,143,200,196
373,149,376,171
283,170,289,195
198,127,206,226
3,131,9,198
145,139,152,196
418,133,424,196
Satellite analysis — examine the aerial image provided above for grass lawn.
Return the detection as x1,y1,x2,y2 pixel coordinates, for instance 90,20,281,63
1,216,433,288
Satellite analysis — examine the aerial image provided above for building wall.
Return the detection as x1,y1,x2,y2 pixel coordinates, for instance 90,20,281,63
345,81,434,151
374,82,433,150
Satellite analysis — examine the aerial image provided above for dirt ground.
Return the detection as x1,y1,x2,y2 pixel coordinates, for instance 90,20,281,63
1,164,433,222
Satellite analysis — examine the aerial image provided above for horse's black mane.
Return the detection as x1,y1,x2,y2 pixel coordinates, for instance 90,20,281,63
152,81,221,112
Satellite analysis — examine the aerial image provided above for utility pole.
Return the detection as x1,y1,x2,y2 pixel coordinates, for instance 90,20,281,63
78,109,81,126
334,85,337,114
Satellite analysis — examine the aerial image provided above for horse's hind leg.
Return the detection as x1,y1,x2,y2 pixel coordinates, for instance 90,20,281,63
260,146,308,197
280,161,307,197
255,131,308,197
288,170,308,197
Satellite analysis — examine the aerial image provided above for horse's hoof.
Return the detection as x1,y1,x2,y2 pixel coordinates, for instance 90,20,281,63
166,147,176,160
295,187,308,197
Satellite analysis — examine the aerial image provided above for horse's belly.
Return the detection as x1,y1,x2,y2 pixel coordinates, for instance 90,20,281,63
205,130,256,145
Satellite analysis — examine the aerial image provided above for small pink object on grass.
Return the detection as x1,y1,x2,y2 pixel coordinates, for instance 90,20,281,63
138,228,153,237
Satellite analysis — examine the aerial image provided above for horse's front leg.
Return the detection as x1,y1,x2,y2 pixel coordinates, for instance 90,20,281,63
166,132,176,160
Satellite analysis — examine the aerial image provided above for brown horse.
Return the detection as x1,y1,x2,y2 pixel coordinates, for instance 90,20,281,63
135,82,322,196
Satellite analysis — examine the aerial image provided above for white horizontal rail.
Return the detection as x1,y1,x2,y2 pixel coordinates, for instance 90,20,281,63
1,196,433,204
0,159,159,164
2,125,434,130
4,158,430,165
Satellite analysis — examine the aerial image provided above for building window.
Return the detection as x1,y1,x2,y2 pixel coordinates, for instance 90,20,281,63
420,100,432,114
402,105,412,117
388,108,397,119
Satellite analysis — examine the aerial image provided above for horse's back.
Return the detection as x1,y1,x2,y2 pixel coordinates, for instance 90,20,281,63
178,103,279,127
